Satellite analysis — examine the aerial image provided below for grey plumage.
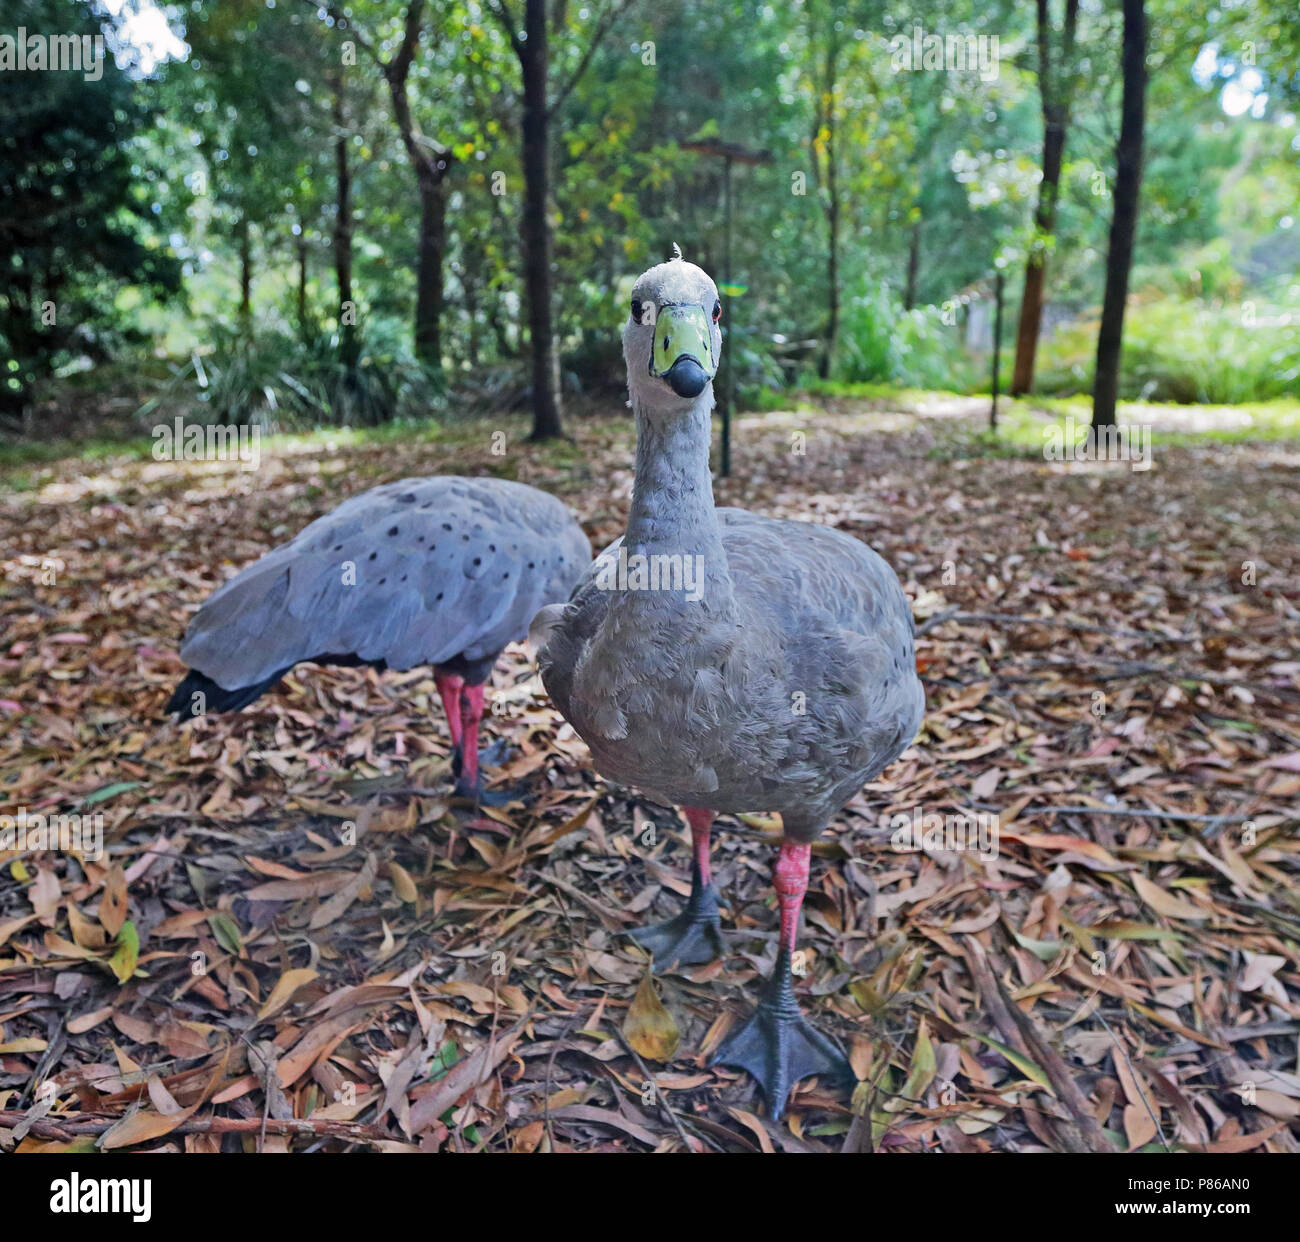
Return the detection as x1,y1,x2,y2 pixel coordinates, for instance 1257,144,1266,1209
535,254,923,1116
179,475,589,694
540,511,921,840
536,261,924,842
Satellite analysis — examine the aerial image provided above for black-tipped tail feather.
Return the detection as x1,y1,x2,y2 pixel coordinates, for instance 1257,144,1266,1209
166,668,286,720
166,654,389,720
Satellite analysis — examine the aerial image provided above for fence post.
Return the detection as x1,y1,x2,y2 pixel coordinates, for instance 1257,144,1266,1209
991,271,1005,431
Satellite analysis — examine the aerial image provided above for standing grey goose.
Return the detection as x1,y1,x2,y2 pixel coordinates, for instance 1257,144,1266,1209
533,256,925,1117
168,475,590,800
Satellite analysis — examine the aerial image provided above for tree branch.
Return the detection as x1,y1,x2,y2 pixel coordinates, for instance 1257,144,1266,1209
485,0,526,58
299,0,381,67
549,0,638,118
387,0,427,87
378,1,450,180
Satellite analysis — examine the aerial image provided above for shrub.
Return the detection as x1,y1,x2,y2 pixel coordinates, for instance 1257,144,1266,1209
139,328,446,430
1034,298,1300,404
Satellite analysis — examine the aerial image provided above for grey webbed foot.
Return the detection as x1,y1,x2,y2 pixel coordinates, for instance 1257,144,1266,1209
711,947,853,1119
627,861,725,971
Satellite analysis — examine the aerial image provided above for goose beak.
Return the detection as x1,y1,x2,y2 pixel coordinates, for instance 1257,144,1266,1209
650,304,716,397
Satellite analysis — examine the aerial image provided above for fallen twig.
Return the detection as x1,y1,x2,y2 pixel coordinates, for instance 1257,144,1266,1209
963,940,1111,1154
917,609,1186,644
0,1109,398,1146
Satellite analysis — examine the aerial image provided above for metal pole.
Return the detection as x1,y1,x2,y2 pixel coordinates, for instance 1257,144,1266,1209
721,154,734,478
991,271,1004,431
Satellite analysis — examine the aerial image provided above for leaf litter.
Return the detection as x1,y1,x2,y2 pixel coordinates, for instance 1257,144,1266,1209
0,404,1297,1152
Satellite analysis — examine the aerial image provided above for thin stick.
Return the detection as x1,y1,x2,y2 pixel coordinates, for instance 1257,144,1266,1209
969,801,1258,825
1094,1007,1171,1154
916,609,1185,644
0,1110,395,1146
616,1032,699,1153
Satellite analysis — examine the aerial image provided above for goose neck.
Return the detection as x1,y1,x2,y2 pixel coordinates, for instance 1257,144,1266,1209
626,397,723,555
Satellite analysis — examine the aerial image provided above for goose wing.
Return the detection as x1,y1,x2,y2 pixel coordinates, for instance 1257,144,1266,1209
180,476,589,689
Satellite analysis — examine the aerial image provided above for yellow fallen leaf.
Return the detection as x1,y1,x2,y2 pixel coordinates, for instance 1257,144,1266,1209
541,792,600,844
623,971,680,1062
256,968,320,1021
98,863,128,937
16,1137,99,1154
1124,1101,1158,1150
386,861,419,903
0,913,38,948
0,1038,48,1054
1132,874,1208,921
67,902,106,949
108,921,140,983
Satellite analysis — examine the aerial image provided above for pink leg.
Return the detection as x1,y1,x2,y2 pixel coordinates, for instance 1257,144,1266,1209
458,683,486,791
434,672,464,749
712,836,849,1119
773,839,811,954
682,806,715,887
627,805,723,970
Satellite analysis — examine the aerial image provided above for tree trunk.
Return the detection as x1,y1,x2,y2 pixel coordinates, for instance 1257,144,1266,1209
1010,0,1079,396
463,265,481,370
521,0,563,440
489,303,516,358
237,216,252,330
414,172,447,368
296,230,310,341
333,76,358,369
904,217,921,311
381,0,451,375
1092,0,1147,427
817,28,840,380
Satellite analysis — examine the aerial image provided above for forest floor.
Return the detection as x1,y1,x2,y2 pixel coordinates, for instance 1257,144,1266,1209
1,397,1298,1153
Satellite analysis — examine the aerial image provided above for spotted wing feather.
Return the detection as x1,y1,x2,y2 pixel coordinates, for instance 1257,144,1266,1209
179,476,589,691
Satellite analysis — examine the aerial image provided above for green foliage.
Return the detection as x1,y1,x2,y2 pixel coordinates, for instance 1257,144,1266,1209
833,281,978,392
0,0,183,419
141,328,446,429
4,0,1298,434
1034,298,1300,403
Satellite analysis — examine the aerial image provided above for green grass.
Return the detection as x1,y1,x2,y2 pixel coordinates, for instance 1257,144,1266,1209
6,386,1299,495
1032,299,1300,405
992,394,1300,450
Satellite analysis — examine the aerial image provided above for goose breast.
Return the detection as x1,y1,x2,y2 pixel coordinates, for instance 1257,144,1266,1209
539,508,923,837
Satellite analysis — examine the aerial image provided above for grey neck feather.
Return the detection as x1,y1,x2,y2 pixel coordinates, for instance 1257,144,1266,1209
623,389,734,612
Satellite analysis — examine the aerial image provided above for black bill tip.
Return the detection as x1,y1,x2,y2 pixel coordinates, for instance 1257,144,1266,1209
664,357,708,398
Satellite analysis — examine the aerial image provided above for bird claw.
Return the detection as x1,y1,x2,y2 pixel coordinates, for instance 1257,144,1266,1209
627,906,725,972
478,736,512,766
712,999,853,1120
452,776,523,807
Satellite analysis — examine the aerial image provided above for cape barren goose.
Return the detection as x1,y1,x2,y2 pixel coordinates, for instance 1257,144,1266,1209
534,256,924,1116
168,475,589,800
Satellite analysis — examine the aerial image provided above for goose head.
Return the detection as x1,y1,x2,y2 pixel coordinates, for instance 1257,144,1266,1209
623,251,722,411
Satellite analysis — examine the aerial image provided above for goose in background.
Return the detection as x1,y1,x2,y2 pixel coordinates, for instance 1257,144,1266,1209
534,255,925,1116
169,475,590,800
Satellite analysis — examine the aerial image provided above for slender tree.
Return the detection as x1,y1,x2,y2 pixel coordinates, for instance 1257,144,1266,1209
812,12,842,378
311,1,454,371
332,68,359,369
1010,0,1080,396
1092,0,1147,426
491,0,561,438
488,0,635,441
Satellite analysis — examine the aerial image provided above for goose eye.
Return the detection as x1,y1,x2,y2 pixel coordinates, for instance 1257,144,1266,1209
712,300,722,323
630,298,643,323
